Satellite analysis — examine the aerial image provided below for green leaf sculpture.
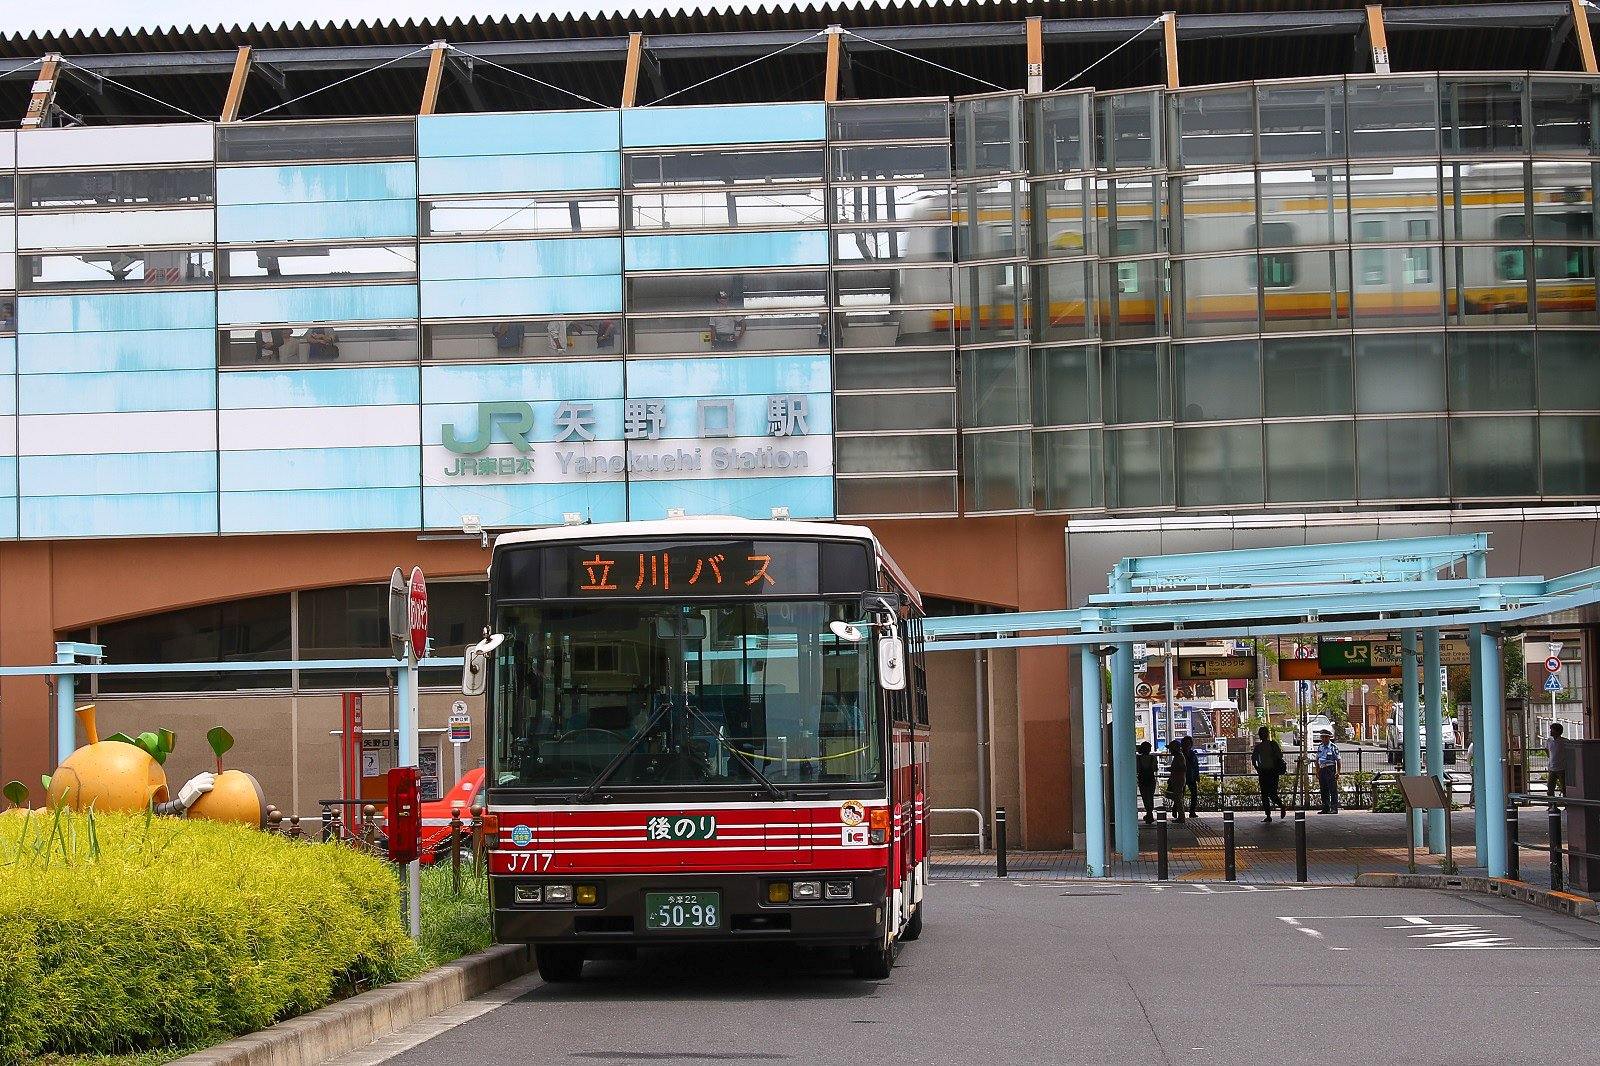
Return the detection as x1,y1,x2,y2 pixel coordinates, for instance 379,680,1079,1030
207,727,235,772
3,780,26,809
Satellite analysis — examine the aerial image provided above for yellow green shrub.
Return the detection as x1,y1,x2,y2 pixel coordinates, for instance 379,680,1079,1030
0,808,424,1063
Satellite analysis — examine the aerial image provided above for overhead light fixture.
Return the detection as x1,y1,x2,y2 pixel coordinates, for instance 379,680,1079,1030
771,506,790,520
562,512,583,526
460,514,482,535
666,507,687,519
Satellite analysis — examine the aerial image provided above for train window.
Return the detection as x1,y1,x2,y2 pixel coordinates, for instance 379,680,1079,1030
1246,225,1299,288
1357,221,1387,283
1404,219,1435,284
1494,212,1594,280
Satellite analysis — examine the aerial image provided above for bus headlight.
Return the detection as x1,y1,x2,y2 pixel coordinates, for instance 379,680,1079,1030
545,884,574,904
514,885,543,904
792,881,822,900
824,880,853,900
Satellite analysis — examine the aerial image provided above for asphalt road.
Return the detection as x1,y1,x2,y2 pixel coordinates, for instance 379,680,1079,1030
347,882,1600,1066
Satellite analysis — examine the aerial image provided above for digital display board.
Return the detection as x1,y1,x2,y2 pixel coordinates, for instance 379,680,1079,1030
493,538,874,601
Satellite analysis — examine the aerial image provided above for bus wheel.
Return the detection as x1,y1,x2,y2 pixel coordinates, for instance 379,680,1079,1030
851,927,895,979
902,901,923,942
535,945,585,983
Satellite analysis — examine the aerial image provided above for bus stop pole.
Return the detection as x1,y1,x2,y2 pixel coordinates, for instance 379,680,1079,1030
1080,645,1108,877
1111,643,1139,861
398,643,421,938
1423,629,1446,854
1468,624,1488,867
1402,629,1422,850
1479,627,1508,878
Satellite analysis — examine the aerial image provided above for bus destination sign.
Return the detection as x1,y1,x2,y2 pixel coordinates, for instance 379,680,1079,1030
559,541,803,598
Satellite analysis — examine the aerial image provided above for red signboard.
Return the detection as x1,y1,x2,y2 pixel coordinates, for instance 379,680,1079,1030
407,566,428,655
388,766,421,864
340,692,363,804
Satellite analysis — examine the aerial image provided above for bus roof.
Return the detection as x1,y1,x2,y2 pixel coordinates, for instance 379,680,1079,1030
492,516,922,609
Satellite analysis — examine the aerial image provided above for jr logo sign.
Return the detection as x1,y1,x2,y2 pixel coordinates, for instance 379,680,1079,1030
443,401,534,454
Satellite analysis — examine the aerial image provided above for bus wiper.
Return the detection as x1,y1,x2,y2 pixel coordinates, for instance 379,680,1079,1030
679,701,790,803
574,699,674,803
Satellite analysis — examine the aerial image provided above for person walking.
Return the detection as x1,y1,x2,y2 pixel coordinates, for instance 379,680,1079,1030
1165,739,1188,823
1136,741,1158,823
1182,734,1201,817
1314,729,1342,813
1251,725,1288,822
1546,722,1568,796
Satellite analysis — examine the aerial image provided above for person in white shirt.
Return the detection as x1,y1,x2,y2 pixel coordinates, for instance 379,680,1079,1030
1315,730,1342,813
1546,722,1568,796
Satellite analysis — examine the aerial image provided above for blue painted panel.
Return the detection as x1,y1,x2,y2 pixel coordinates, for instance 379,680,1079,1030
221,487,419,533
419,111,620,158
417,153,619,196
423,361,624,405
217,199,418,243
420,276,622,319
21,290,216,334
622,103,826,147
20,491,218,538
0,338,13,375
20,451,217,497
626,475,833,521
219,366,420,410
627,354,831,397
421,238,622,282
222,445,417,491
19,370,215,414
217,162,417,206
18,328,216,374
624,230,828,271
218,284,418,326
424,481,626,530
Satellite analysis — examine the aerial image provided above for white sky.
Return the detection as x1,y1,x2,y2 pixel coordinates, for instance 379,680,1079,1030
2,0,861,36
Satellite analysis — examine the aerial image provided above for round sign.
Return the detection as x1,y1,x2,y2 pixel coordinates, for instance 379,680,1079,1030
452,700,468,716
1546,656,1562,673
840,800,865,827
387,567,408,660
408,567,428,654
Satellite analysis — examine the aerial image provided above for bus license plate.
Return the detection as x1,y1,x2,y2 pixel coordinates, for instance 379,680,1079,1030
644,891,721,930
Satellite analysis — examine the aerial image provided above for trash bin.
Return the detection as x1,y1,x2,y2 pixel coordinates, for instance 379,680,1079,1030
1566,739,1600,893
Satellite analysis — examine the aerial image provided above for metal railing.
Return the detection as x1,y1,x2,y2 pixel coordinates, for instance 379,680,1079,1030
929,806,986,853
1507,793,1600,894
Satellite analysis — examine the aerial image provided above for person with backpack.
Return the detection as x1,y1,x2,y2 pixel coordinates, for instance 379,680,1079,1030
1251,725,1288,823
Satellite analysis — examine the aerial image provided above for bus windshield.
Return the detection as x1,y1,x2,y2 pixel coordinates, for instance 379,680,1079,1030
490,599,883,794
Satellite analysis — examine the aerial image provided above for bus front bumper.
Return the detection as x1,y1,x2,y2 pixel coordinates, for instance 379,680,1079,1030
491,870,888,946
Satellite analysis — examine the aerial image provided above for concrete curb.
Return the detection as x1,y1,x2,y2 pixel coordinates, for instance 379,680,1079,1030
168,944,533,1066
1355,871,1600,919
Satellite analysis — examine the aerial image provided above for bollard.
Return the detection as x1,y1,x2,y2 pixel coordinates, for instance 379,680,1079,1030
450,808,463,896
362,804,378,855
1156,810,1169,881
1505,805,1520,882
289,814,301,840
267,809,282,835
471,814,484,878
995,806,1008,878
1549,805,1564,893
321,805,333,844
1294,811,1308,883
1223,810,1236,882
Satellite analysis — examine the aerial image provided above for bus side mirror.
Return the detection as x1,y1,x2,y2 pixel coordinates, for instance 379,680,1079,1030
878,633,906,691
462,632,505,696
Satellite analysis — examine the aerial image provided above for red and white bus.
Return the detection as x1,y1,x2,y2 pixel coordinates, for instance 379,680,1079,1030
462,517,930,981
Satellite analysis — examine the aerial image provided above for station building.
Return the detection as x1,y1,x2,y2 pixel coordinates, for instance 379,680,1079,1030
1,0,1599,846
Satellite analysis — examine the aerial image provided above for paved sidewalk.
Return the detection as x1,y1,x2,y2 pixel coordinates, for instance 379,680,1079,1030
931,808,1582,891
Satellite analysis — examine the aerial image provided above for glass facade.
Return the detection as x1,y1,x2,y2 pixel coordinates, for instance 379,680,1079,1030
1,72,1599,539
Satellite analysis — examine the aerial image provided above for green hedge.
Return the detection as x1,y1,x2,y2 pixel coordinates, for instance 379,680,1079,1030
0,808,424,1064
417,862,491,967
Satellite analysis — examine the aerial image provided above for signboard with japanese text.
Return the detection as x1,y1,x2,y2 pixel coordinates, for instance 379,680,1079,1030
1175,656,1258,681
1370,639,1471,668
1318,639,1397,676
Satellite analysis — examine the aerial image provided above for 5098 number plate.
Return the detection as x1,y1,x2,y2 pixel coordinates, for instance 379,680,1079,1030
644,891,721,929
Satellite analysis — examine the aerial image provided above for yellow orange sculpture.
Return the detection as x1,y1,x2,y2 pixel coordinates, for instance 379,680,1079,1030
6,707,269,825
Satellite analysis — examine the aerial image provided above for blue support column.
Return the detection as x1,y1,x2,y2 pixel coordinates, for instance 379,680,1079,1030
1081,645,1107,877
1479,628,1507,878
1402,629,1422,849
1423,629,1446,854
1469,625,1488,867
1111,644,1139,861
54,645,77,767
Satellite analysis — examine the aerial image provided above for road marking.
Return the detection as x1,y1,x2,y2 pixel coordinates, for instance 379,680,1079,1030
1276,914,1600,952
1277,917,1325,939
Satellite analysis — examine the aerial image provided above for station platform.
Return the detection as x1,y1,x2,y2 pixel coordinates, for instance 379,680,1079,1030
930,808,1585,892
